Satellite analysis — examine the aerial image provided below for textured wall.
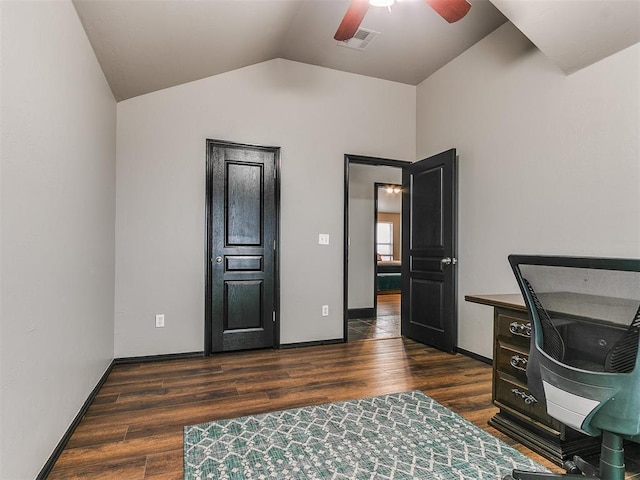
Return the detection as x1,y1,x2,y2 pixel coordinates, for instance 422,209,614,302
115,59,415,354
0,1,116,477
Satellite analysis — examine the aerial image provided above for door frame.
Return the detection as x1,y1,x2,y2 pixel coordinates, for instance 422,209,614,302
343,154,411,341
205,139,281,355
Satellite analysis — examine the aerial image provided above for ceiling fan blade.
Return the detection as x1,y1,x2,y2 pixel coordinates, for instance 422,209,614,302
334,0,370,41
424,0,472,23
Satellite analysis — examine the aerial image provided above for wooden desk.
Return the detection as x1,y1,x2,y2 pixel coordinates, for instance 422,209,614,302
465,294,600,466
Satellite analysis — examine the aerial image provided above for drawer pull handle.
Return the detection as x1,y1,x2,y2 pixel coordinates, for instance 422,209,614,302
511,388,537,405
510,355,528,372
509,321,531,338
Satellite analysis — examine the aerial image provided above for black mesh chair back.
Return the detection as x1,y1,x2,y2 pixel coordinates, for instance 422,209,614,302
522,277,565,362
605,304,640,373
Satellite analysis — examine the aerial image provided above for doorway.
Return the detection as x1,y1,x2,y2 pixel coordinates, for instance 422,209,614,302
343,155,410,341
344,149,458,352
205,139,280,354
346,183,403,340
374,182,402,298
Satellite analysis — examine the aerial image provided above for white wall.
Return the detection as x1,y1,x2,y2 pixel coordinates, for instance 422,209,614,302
348,164,403,309
416,23,640,358
0,1,116,478
115,59,416,355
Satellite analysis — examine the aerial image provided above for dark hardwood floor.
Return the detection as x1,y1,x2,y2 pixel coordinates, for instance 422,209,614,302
47,336,639,479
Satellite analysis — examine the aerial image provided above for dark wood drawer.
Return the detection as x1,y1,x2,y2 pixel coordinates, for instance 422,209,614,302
465,294,602,464
494,372,558,431
496,309,531,349
496,343,529,383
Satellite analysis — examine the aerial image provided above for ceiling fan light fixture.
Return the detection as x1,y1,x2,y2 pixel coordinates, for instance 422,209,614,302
369,0,394,7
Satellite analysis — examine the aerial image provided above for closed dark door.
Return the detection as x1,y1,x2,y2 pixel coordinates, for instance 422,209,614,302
401,149,457,352
206,140,279,353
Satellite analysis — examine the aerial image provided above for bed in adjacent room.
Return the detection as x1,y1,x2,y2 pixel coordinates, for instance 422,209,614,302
377,259,401,293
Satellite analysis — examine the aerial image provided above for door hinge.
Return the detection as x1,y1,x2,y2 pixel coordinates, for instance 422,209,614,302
272,311,276,322
273,240,276,250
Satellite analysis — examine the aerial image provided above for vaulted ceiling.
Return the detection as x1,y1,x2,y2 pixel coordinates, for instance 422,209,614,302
72,0,640,102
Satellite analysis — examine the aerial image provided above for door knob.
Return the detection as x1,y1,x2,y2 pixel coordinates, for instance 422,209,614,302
441,257,457,265
215,256,223,263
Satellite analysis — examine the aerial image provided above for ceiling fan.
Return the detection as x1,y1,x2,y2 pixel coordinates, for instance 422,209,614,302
334,0,472,41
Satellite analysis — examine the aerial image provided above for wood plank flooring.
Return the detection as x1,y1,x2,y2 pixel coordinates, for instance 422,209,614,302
45,338,548,479
377,293,401,317
47,336,638,479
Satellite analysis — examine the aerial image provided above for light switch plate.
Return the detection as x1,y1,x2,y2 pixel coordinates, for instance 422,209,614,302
319,234,330,245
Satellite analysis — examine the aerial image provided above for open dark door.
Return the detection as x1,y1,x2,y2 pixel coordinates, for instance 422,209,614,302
401,149,457,352
206,140,279,353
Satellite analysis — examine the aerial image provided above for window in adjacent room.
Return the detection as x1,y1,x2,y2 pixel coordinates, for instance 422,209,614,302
376,222,393,261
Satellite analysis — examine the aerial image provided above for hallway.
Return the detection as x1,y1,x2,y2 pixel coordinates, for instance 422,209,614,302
348,294,400,340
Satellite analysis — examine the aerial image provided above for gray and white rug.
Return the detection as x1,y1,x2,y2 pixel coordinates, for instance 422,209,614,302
184,390,548,479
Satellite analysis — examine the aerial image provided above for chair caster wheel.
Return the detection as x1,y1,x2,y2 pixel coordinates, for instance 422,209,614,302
563,459,582,474
502,476,515,480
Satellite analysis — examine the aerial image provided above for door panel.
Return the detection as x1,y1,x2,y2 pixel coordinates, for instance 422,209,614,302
410,279,443,330
401,149,457,353
226,162,263,246
206,140,278,353
411,167,443,248
225,280,263,330
225,256,262,271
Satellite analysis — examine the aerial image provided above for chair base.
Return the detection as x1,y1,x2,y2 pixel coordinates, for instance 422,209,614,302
504,432,625,480
505,473,590,480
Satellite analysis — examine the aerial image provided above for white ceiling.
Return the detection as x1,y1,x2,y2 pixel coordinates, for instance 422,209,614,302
72,0,640,102
72,0,507,101
490,0,640,75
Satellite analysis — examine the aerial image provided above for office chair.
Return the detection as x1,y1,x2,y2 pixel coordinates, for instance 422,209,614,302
504,255,640,480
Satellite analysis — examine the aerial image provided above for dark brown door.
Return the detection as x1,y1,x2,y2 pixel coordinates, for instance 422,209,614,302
401,149,457,352
206,140,279,353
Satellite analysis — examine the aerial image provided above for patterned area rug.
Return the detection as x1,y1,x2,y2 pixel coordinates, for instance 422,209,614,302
184,390,548,479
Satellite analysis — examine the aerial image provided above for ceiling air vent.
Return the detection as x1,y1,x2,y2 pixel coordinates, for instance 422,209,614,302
337,28,380,51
